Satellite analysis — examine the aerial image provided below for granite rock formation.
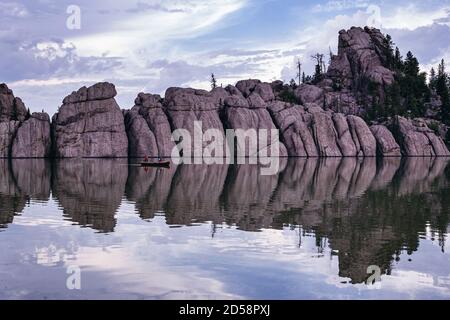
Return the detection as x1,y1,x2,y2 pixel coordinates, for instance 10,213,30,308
12,112,51,158
0,84,28,158
125,93,175,157
52,83,128,158
327,27,395,88
0,121,20,158
164,87,227,157
392,116,450,156
370,125,401,156
223,80,288,157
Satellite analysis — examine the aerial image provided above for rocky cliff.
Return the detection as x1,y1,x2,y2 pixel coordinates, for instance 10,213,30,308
125,93,174,158
52,82,128,158
2,80,449,159
0,84,51,158
1,27,449,159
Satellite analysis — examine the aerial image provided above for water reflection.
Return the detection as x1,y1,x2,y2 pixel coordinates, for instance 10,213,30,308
51,159,128,233
165,164,229,226
0,157,449,295
125,163,177,221
0,160,26,229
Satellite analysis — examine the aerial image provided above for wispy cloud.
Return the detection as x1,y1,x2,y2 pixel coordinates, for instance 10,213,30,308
312,0,370,12
125,1,187,13
380,4,450,30
0,2,29,18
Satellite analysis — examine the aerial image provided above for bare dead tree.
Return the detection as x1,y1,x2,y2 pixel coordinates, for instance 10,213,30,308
296,59,302,85
311,53,325,82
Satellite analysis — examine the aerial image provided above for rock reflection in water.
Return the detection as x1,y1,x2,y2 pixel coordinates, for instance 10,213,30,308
0,159,52,229
125,163,177,220
271,157,450,284
0,160,26,228
0,157,449,285
125,157,449,284
11,159,51,202
165,164,229,226
52,159,128,233
221,164,280,231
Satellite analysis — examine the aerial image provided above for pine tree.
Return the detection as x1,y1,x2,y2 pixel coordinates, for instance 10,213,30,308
211,73,217,89
404,51,420,76
436,59,450,124
383,34,395,68
393,51,430,117
438,59,446,77
301,72,306,84
429,67,437,90
394,47,403,71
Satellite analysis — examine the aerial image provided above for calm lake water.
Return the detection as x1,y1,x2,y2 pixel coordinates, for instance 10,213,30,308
0,158,450,300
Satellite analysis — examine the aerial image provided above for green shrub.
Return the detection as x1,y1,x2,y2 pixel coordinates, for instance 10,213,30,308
428,121,440,136
278,88,300,104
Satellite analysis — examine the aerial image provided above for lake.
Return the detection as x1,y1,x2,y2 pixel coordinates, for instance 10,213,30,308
0,158,449,299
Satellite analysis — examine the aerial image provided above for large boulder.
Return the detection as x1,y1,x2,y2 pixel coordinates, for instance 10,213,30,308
327,27,395,88
52,82,128,158
0,84,28,122
392,116,450,156
224,86,288,157
235,79,262,98
294,84,324,106
164,87,227,157
309,111,342,157
125,93,175,157
332,113,358,156
268,101,318,157
0,121,20,158
0,84,28,157
347,115,377,157
125,110,158,158
12,112,51,158
370,125,401,157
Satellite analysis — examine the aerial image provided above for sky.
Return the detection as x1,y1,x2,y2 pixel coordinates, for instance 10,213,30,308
1,0,450,114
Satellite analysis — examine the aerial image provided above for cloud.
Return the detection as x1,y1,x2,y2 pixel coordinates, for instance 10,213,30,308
0,38,122,83
312,0,370,13
0,2,29,18
66,0,248,57
387,23,450,63
126,1,186,13
380,4,450,30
